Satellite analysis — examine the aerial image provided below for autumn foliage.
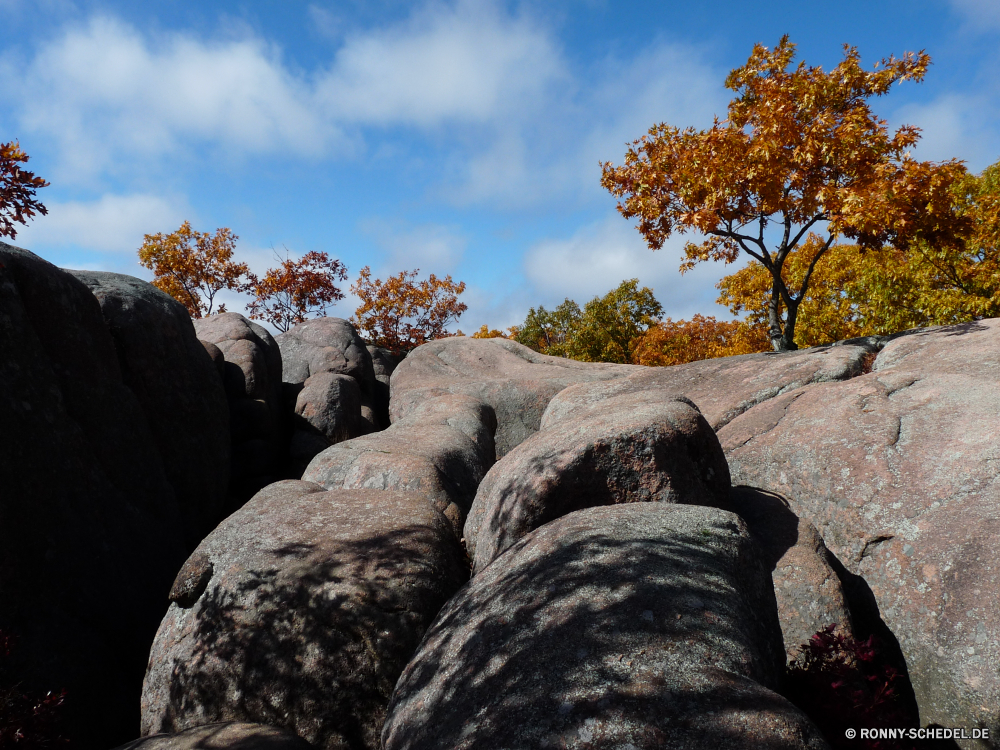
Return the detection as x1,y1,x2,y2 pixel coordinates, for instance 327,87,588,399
138,222,248,318
601,36,970,351
246,248,347,332
351,267,467,355
0,141,48,241
632,315,768,366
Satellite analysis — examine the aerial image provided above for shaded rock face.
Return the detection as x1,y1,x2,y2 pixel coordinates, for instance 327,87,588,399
302,394,497,536
194,314,285,506
384,504,828,750
729,486,855,662
276,319,379,469
69,270,231,547
719,320,1000,735
142,483,468,750
389,337,638,457
542,342,874,432
367,345,399,428
465,393,731,574
0,243,187,749
113,722,312,750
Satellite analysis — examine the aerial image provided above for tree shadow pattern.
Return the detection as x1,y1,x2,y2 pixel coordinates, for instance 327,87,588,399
384,504,829,750
146,519,467,750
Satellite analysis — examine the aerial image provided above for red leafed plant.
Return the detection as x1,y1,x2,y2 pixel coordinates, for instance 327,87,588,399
785,624,916,749
0,631,67,748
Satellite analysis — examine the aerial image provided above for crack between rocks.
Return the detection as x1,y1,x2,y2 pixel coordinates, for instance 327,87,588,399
859,534,894,560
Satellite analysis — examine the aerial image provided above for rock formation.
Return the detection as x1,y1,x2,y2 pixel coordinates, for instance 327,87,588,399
69,270,230,547
383,504,829,750
194,313,286,507
141,483,468,750
0,244,188,749
389,337,638,457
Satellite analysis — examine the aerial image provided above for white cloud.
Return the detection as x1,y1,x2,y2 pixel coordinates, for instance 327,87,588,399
443,39,728,208
316,0,565,126
13,192,188,254
523,214,743,320
950,0,1000,30
893,93,1000,169
360,219,467,273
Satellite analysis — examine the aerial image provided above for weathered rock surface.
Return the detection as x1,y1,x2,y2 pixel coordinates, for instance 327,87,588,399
275,319,379,469
114,722,311,750
729,486,855,661
194,314,285,505
465,393,731,573
389,337,638,457
70,270,230,547
142,482,468,750
0,243,187,749
541,342,875,432
302,394,496,535
719,319,1000,735
383,504,828,750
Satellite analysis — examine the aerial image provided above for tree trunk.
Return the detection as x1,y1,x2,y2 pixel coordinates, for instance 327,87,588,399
767,283,785,351
781,298,800,351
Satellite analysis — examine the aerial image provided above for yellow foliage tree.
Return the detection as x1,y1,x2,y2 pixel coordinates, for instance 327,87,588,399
138,221,248,318
632,314,769,366
601,36,970,351
351,267,467,355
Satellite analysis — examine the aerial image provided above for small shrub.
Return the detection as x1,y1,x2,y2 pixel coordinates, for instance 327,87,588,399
785,623,914,749
0,630,67,748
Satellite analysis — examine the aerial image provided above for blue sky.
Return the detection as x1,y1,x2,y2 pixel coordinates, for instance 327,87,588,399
3,0,999,333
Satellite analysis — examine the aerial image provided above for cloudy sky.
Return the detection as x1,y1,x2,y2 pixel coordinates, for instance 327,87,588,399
3,0,999,332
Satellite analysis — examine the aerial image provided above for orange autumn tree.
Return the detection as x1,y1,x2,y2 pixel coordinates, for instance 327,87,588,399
246,248,348,332
0,141,48,240
632,314,769,366
351,267,467,355
138,221,249,318
601,36,970,351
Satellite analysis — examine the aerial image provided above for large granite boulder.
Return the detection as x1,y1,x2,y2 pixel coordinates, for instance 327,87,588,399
69,270,230,547
194,314,285,506
464,393,731,573
541,342,875,432
113,723,311,750
276,319,379,470
0,243,187,749
389,337,638,457
141,482,468,750
383,504,828,750
719,319,1000,735
302,394,496,536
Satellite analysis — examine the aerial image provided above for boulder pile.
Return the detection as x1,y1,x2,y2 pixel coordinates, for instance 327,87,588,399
5,244,998,748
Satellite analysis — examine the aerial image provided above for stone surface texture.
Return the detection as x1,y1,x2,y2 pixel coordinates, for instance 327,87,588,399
141,483,468,750
194,313,286,505
541,343,875,432
719,319,1000,735
389,337,638,457
302,394,496,536
464,393,731,573
0,243,187,749
729,486,855,662
114,722,311,750
70,270,230,546
383,504,828,750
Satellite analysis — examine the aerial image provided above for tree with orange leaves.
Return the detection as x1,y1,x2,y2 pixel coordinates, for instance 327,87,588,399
632,314,769,366
351,267,467,355
138,221,249,318
601,36,970,351
246,248,348,332
1,141,48,240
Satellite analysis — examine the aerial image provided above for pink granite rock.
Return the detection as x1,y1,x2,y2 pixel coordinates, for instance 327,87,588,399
719,319,1000,735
